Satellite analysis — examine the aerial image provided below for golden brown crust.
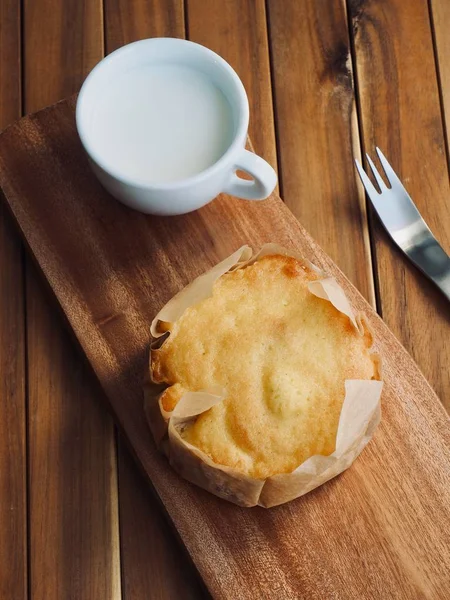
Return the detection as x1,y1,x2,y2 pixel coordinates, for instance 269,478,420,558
159,383,185,413
150,254,379,480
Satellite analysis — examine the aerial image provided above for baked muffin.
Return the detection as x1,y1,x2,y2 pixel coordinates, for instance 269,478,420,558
151,254,379,480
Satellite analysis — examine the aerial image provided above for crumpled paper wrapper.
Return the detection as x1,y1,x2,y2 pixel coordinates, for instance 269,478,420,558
146,244,383,508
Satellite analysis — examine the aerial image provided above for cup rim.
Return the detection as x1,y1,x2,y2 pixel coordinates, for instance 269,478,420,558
76,37,249,190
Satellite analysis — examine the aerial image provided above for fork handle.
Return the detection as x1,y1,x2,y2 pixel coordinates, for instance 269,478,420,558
407,238,450,302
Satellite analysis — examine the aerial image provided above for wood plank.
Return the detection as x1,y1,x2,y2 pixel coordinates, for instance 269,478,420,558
430,0,450,156
22,1,121,598
105,0,184,53
26,299,121,599
0,1,27,599
266,0,374,305
0,97,449,598
23,0,103,110
187,0,277,179
118,440,207,600
348,0,450,407
103,1,206,597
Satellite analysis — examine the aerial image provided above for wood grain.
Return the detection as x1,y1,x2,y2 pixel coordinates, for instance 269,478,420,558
187,0,277,178
348,0,450,407
0,1,27,599
1,97,449,599
266,0,374,304
103,1,206,598
430,0,450,153
26,295,121,599
23,1,121,598
23,0,103,110
118,440,208,600
105,0,184,53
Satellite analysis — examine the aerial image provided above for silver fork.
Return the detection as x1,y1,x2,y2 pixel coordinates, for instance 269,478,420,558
355,148,450,302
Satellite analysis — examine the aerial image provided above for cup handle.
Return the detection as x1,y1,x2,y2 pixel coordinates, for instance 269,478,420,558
222,149,277,200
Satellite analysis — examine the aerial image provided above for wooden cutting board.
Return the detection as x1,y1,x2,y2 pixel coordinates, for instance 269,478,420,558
0,96,449,599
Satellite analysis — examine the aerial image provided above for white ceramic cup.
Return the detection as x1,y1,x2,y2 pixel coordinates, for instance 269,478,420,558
76,38,277,216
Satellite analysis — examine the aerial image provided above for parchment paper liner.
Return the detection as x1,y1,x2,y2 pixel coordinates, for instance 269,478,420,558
146,244,383,508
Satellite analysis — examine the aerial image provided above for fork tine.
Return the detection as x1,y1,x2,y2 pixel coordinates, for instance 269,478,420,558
354,159,379,200
365,153,388,191
376,147,405,190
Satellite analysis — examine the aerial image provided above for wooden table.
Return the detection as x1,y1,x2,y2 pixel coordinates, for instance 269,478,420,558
0,1,449,598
